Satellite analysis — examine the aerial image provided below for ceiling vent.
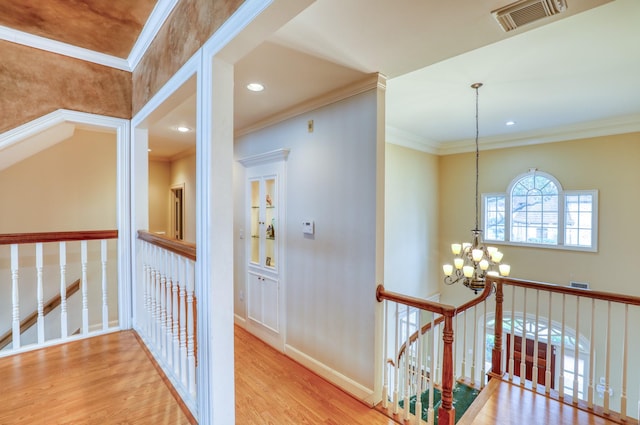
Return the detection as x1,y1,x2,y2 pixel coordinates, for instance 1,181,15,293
492,0,567,32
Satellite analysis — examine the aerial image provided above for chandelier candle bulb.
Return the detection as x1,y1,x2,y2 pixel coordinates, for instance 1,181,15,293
472,249,484,262
451,243,462,255
463,266,475,278
499,264,511,276
443,264,454,276
462,242,471,250
454,258,464,269
479,259,489,270
492,251,504,263
487,246,498,255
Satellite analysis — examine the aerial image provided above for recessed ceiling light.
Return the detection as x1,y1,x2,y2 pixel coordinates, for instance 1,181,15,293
176,126,191,133
505,120,516,126
246,82,264,92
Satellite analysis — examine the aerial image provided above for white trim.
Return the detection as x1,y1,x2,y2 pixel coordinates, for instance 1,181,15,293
128,0,180,71
385,125,440,155
0,25,130,71
237,148,290,167
234,314,248,328
236,74,382,137
285,344,376,405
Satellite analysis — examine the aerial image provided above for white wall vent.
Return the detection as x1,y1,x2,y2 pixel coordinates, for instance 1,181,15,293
569,281,590,290
492,0,567,32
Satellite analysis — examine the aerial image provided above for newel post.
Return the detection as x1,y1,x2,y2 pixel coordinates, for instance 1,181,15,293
438,313,456,425
491,281,504,377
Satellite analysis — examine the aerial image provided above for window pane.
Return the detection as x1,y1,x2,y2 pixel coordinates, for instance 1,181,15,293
565,193,594,247
511,173,559,245
484,195,505,241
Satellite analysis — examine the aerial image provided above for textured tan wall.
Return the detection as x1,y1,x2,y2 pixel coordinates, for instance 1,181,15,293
133,0,244,114
0,41,131,133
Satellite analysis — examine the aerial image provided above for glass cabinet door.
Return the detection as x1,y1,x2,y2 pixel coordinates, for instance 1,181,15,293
250,179,260,265
248,175,277,270
264,177,276,269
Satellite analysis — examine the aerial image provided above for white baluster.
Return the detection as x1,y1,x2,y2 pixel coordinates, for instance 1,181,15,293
533,290,540,389
393,303,400,415
481,300,486,389
415,311,422,425
81,241,89,334
142,242,150,337
588,299,595,409
520,288,527,387
150,246,158,345
509,286,516,382
60,242,68,339
403,305,410,421
36,243,44,344
573,297,580,404
382,300,389,409
453,313,459,385
471,305,477,385
160,249,167,357
620,304,628,421
186,257,196,397
545,292,552,394
101,239,108,330
166,252,176,367
461,310,467,381
603,301,611,414
172,253,181,378
427,314,435,425
11,244,20,349
559,293,566,401
179,256,188,389
155,246,163,347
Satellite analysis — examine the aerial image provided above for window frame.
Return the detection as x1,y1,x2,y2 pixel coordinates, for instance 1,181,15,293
482,170,598,252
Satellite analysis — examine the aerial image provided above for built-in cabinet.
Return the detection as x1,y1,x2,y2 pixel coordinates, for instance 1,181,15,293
239,149,289,350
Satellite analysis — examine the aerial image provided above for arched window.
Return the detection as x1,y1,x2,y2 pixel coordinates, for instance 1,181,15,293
482,169,598,251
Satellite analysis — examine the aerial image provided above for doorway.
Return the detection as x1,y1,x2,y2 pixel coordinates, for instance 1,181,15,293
171,184,185,240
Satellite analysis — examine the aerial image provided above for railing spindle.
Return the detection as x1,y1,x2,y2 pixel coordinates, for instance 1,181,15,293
545,292,552,394
428,314,436,425
81,240,89,334
471,306,477,385
101,239,108,330
460,310,467,381
393,302,400,415
160,249,167,357
509,286,516,382
481,299,486,389
520,288,527,387
59,242,68,339
36,243,44,344
11,244,20,349
533,290,540,388
559,293,566,401
603,301,611,414
186,257,196,397
414,311,422,425
172,252,181,376
403,305,411,421
573,296,580,404
588,299,595,409
621,304,628,421
382,300,389,409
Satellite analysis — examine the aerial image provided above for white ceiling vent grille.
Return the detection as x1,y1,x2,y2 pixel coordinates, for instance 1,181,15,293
492,0,567,32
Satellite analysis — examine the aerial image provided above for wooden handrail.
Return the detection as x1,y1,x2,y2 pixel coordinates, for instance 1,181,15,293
488,276,640,306
138,231,196,261
0,279,81,350
0,230,118,245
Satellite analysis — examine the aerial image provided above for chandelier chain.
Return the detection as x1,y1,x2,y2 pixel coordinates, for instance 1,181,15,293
474,83,480,231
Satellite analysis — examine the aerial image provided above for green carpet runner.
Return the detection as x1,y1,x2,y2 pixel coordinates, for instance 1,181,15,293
398,383,480,424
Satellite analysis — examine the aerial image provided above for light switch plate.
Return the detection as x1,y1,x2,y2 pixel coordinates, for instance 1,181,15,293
302,220,314,235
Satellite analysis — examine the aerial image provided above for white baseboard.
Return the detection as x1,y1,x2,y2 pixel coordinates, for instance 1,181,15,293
234,314,247,328
284,344,375,405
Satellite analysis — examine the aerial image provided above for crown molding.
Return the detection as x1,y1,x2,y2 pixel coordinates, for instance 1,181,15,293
385,126,440,155
235,73,383,138
128,0,180,71
237,148,290,167
0,25,130,71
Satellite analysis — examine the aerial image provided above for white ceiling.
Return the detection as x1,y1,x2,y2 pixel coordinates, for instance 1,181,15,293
150,0,639,158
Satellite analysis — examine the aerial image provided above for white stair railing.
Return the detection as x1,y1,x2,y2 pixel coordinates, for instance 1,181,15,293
0,230,119,356
137,230,197,417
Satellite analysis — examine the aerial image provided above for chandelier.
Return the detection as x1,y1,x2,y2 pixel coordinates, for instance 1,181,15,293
443,83,510,293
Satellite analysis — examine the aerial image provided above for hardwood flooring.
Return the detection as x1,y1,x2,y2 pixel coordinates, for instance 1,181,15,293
0,331,194,425
458,378,626,425
234,325,397,425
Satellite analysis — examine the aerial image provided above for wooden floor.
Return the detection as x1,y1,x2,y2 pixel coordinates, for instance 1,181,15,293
2,327,626,425
234,325,397,424
0,331,194,425
458,378,624,425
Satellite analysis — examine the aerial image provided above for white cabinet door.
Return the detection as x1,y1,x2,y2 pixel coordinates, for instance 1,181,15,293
247,272,280,335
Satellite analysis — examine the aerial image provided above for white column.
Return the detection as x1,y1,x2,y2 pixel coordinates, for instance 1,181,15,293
59,242,68,339
36,243,44,344
11,244,20,349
